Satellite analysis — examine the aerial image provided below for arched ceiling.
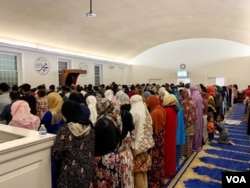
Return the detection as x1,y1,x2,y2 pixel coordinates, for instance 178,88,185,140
0,0,249,63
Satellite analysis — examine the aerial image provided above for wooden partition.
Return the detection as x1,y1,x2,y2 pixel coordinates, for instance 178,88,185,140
61,69,87,86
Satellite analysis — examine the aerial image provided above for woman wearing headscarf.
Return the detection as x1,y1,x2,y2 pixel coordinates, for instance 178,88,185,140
9,100,40,130
171,86,186,170
190,85,203,152
180,88,196,158
52,100,95,188
40,92,65,188
206,85,217,119
119,96,135,188
104,89,121,109
86,95,98,124
162,94,178,179
69,92,90,120
93,98,122,188
41,92,65,134
200,91,208,144
158,87,169,105
117,92,130,111
130,94,155,188
147,95,166,188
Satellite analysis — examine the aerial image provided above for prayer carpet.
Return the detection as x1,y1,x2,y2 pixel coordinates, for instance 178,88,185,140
165,103,250,188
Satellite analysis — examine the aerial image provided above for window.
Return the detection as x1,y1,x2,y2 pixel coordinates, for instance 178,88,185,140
176,78,191,85
207,77,224,86
58,59,70,86
94,64,102,86
0,53,18,87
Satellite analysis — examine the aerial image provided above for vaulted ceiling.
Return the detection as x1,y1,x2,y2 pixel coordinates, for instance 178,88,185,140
0,0,249,63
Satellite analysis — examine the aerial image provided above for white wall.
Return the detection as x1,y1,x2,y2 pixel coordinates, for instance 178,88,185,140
129,38,250,90
1,38,250,91
0,43,130,88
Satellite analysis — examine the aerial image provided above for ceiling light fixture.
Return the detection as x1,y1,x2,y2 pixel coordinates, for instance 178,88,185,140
86,0,96,18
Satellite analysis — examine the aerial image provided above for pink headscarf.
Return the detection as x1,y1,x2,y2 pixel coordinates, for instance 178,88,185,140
9,100,40,130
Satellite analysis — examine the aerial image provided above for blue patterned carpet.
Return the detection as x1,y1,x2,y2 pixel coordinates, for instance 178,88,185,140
167,103,250,188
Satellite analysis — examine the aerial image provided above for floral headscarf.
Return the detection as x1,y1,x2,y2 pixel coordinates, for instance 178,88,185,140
96,98,122,132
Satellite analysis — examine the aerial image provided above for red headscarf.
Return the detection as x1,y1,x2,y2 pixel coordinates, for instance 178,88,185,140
206,85,216,97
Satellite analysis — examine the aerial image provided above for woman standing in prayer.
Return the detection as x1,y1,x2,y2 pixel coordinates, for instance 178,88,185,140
190,85,203,152
86,95,98,124
52,100,95,188
171,86,186,170
180,88,196,158
206,85,217,119
93,98,122,188
162,94,178,179
130,94,155,188
119,100,135,188
9,100,40,130
35,88,48,119
41,92,65,134
147,95,166,188
40,92,65,188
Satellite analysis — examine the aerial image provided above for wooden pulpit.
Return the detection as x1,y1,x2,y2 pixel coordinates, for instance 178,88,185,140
61,69,87,86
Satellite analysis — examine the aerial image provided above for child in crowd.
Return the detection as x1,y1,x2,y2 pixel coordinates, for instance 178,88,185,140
215,114,236,146
207,115,216,142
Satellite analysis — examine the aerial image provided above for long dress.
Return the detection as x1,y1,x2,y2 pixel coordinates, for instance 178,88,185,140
93,117,121,188
119,133,134,188
164,106,177,179
190,85,204,152
147,95,166,188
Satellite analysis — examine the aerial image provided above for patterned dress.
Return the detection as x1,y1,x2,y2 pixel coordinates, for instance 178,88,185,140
180,88,196,158
119,133,134,188
52,125,95,188
147,130,165,188
93,151,121,188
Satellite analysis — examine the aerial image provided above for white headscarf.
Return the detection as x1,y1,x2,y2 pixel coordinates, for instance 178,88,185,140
104,89,121,109
130,94,154,155
158,87,169,98
86,95,98,124
117,92,130,105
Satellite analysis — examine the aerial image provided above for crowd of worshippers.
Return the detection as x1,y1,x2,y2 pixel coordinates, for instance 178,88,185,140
0,81,246,188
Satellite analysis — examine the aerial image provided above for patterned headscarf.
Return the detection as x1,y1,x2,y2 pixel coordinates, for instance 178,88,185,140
96,98,122,132
9,100,40,130
130,94,154,154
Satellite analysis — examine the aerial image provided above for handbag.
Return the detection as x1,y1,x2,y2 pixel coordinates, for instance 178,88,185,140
133,151,152,172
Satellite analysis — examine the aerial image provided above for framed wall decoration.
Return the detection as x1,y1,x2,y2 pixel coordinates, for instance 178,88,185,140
78,62,88,77
34,57,50,75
